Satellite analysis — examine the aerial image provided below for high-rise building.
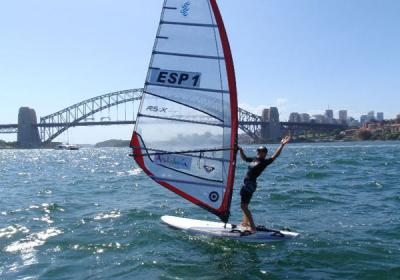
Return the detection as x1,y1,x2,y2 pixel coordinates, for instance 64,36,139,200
347,117,360,127
289,112,301,122
313,114,326,124
397,114,400,121
377,112,384,121
367,111,375,121
338,110,347,122
300,113,310,123
324,109,334,124
360,115,368,124
325,109,334,119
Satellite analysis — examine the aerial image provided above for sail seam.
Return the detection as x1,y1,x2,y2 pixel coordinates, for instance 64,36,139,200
145,82,229,94
150,176,224,188
131,146,231,162
143,90,223,122
161,21,218,28
153,50,224,60
137,113,230,128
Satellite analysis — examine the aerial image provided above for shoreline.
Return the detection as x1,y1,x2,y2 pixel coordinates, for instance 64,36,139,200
1,139,400,150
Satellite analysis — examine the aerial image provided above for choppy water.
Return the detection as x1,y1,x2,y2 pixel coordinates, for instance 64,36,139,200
0,141,399,279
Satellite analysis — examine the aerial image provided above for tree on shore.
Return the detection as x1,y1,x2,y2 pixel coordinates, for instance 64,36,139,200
358,130,372,140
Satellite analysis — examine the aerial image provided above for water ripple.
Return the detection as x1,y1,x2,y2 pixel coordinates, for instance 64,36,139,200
0,143,399,279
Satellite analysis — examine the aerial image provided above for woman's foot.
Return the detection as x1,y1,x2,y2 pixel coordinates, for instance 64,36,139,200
239,224,256,233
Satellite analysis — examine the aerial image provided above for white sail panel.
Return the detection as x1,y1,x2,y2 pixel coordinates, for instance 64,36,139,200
156,24,224,57
132,0,237,222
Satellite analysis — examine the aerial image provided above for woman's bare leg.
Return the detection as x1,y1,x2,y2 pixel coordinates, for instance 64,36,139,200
241,203,256,231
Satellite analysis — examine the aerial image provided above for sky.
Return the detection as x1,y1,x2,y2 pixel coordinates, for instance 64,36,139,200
1,0,399,143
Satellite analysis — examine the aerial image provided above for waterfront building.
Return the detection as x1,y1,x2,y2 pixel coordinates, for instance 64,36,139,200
339,110,347,121
377,112,384,121
339,110,347,124
300,113,310,123
325,109,334,124
390,124,400,133
325,109,334,119
289,112,301,123
360,115,368,124
367,111,375,121
347,117,360,127
313,114,326,124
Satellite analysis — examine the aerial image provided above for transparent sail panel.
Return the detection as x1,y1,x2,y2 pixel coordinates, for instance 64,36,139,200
163,0,216,25
132,0,237,220
157,24,223,57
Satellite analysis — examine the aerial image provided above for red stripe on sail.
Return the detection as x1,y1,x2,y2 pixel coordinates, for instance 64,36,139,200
210,0,238,223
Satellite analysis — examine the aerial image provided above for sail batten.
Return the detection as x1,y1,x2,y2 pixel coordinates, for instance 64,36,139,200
160,21,218,28
153,51,225,60
145,82,229,93
137,114,228,128
131,0,237,223
143,91,224,121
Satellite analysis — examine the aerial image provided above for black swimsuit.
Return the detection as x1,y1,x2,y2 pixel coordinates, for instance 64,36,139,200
240,157,273,204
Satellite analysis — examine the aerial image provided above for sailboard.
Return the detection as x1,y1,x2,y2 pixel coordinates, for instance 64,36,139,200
161,216,299,242
130,0,298,241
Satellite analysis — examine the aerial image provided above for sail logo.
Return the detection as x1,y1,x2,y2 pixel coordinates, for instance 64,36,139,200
146,106,167,113
209,191,219,202
149,68,201,89
180,1,191,17
155,154,192,170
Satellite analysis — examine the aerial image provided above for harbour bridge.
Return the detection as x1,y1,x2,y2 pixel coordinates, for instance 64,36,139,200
0,89,346,147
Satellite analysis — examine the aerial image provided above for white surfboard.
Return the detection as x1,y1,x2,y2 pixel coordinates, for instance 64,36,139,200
161,215,299,242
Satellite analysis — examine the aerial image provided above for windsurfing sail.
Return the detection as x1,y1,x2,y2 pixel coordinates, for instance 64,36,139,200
131,0,238,223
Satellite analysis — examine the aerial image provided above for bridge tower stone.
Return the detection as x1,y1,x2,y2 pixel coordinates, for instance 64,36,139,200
261,107,281,142
17,107,41,148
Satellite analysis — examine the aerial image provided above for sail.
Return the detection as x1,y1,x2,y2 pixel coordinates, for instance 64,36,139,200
131,0,238,223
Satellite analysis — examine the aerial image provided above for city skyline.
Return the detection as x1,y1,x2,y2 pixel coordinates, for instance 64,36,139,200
1,0,400,143
287,108,391,124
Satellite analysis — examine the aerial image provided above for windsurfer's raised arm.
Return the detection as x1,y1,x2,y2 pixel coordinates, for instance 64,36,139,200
270,136,291,161
238,146,253,162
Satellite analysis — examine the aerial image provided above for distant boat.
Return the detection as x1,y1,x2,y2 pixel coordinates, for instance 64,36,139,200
54,144,80,150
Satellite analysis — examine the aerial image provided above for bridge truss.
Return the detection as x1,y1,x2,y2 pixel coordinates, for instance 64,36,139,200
237,108,263,142
0,126,18,134
39,89,143,143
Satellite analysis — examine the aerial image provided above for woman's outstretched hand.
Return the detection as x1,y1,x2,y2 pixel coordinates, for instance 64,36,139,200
281,136,291,145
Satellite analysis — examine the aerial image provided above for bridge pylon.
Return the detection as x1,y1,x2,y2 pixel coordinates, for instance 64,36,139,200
17,107,41,148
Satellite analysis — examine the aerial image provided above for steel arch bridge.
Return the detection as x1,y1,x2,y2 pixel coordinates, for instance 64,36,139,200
0,88,274,144
39,89,143,144
38,89,264,144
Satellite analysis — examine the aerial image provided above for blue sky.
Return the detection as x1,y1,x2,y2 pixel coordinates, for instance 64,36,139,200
1,0,399,143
